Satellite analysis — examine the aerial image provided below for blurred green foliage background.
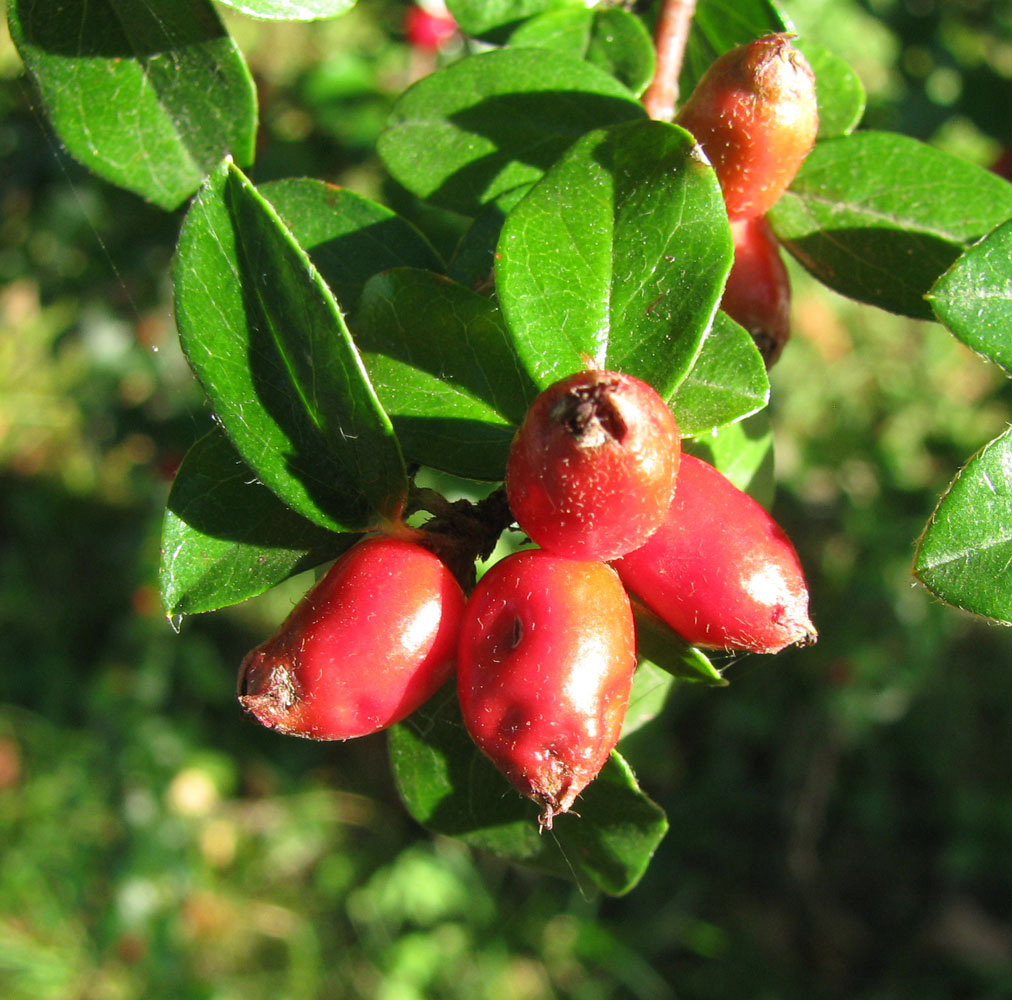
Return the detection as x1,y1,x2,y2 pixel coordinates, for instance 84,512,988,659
3,1,1012,997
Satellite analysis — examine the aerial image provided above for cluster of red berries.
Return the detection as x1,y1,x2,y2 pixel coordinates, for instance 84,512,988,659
676,33,819,365
238,369,816,829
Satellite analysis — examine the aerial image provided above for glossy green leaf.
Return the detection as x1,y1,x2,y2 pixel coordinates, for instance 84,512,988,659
914,428,1012,624
496,120,731,400
355,268,537,481
686,410,775,508
632,605,728,687
508,7,655,96
378,48,646,217
9,0,256,210
160,428,354,616
259,178,443,316
215,0,355,19
799,40,865,139
620,661,678,740
173,161,406,533
680,0,790,99
769,132,1012,319
928,218,1012,374
445,0,580,39
670,312,769,436
389,687,668,896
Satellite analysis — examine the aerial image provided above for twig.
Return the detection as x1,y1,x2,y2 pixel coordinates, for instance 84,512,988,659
642,0,698,121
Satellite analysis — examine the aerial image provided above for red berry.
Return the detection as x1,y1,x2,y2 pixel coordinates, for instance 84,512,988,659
676,33,818,220
404,5,457,51
721,215,792,366
613,454,816,653
457,550,636,828
238,535,465,740
505,370,681,562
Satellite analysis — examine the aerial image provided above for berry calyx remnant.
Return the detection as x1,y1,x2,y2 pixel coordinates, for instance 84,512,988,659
505,369,681,562
457,550,637,829
238,535,465,740
676,33,818,221
614,454,817,653
722,216,792,366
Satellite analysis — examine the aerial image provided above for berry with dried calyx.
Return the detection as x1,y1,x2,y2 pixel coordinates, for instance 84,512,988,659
505,369,680,562
457,550,636,829
238,535,465,740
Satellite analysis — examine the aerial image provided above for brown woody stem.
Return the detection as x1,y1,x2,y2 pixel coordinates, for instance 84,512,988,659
642,0,698,121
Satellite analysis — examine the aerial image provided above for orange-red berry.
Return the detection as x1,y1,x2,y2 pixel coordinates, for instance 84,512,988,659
676,33,818,220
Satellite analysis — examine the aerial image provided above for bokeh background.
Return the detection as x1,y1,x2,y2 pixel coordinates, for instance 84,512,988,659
3,1,1012,996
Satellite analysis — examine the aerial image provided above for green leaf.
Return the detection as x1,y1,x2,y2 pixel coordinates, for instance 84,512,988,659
214,0,355,19
173,161,406,533
620,661,678,740
445,0,580,39
378,48,646,217
680,0,790,99
769,132,1012,319
9,0,256,210
798,40,865,139
355,268,537,481
914,428,1012,624
686,410,775,508
496,120,731,400
928,217,1012,374
160,428,354,616
259,178,443,316
507,7,656,96
670,312,769,436
389,687,668,896
632,605,728,687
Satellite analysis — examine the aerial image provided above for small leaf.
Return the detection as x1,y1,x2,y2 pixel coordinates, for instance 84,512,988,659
445,0,581,39
259,178,443,316
914,428,1012,624
508,7,656,96
632,605,728,687
769,132,1012,319
215,0,355,19
798,40,865,139
9,0,257,210
379,48,645,217
160,428,354,616
173,161,406,533
389,687,668,896
355,268,537,481
670,311,770,436
496,120,731,400
928,217,1012,374
620,661,677,740
686,410,775,508
680,0,791,99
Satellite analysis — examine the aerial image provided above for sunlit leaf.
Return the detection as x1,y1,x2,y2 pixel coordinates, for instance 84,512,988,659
9,0,256,210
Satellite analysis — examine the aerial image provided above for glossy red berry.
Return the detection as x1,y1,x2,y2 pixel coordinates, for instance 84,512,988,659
676,33,818,220
505,370,681,562
614,454,816,653
404,5,457,51
457,550,636,828
722,215,792,366
238,535,465,740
